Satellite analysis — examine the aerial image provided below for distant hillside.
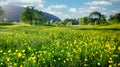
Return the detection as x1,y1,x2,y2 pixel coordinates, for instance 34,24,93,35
0,5,61,22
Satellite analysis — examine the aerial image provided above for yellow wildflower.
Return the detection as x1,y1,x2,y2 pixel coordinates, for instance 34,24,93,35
97,62,100,65
61,50,64,52
74,40,77,44
53,59,56,62
0,63,3,65
63,60,66,63
0,50,3,53
22,61,25,64
58,58,61,60
3,52,6,55
22,50,25,53
8,49,11,53
85,58,87,61
6,57,10,62
118,46,120,51
108,60,113,63
14,63,17,66
15,49,18,53
33,60,36,63
18,52,22,57
84,64,88,66
109,65,112,67
20,65,23,67
67,52,71,57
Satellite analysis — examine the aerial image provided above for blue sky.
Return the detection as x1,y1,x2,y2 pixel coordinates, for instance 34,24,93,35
0,0,120,19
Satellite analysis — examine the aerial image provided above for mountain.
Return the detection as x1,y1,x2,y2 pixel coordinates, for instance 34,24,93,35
44,12,61,22
0,5,61,22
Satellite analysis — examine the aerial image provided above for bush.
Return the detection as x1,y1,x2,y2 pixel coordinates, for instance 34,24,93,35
0,22,17,26
107,19,118,25
66,22,72,26
52,22,59,27
2,18,9,22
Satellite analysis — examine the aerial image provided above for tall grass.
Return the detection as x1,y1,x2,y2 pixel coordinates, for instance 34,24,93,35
0,25,120,67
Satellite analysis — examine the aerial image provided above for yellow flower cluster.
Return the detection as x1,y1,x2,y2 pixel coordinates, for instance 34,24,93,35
0,26,120,67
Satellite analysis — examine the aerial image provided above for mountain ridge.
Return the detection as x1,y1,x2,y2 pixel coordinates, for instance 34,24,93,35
0,4,61,22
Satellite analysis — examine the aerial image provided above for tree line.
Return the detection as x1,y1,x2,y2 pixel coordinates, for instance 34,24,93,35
46,11,120,26
0,6,120,26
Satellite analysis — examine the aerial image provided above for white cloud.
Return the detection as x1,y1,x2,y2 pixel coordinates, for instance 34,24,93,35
46,5,67,11
46,10,63,15
86,1,112,6
7,0,44,3
111,0,120,2
0,1,8,5
69,8,77,13
44,5,68,19
51,5,67,9
110,0,120,4
66,6,107,19
112,9,120,14
0,0,45,8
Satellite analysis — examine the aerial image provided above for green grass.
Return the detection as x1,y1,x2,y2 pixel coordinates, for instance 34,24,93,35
64,24,120,30
0,24,120,67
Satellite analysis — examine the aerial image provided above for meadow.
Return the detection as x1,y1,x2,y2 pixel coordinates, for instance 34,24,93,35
0,24,120,67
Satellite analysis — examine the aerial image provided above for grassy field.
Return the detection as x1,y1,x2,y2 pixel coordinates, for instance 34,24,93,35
0,24,120,67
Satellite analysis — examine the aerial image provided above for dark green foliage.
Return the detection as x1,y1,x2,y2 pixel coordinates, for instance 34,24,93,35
84,17,88,24
108,13,120,24
88,11,108,25
20,6,34,25
0,6,4,16
78,11,107,25
2,18,9,22
99,15,107,25
34,10,46,25
77,17,84,24
89,11,102,25
20,6,46,25
0,22,17,26
62,18,79,25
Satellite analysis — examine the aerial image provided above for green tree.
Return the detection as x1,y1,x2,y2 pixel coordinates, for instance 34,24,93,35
113,13,120,23
62,18,79,25
99,15,107,25
77,17,84,24
20,6,46,25
108,13,120,24
83,17,88,24
34,9,46,25
2,18,8,22
89,11,101,25
0,6,4,16
20,6,35,25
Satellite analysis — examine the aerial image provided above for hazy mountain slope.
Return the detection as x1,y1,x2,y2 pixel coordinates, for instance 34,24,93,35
0,5,23,22
44,12,61,22
0,5,61,22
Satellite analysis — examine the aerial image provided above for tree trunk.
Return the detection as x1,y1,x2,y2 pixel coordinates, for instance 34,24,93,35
30,21,32,25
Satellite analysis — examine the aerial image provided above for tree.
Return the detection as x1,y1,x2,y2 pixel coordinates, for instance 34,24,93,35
62,18,79,25
77,17,84,24
34,9,46,25
0,6,4,16
84,17,88,24
108,13,120,24
20,6,46,25
2,18,8,22
114,13,120,23
99,15,107,24
20,6,35,25
89,11,101,25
